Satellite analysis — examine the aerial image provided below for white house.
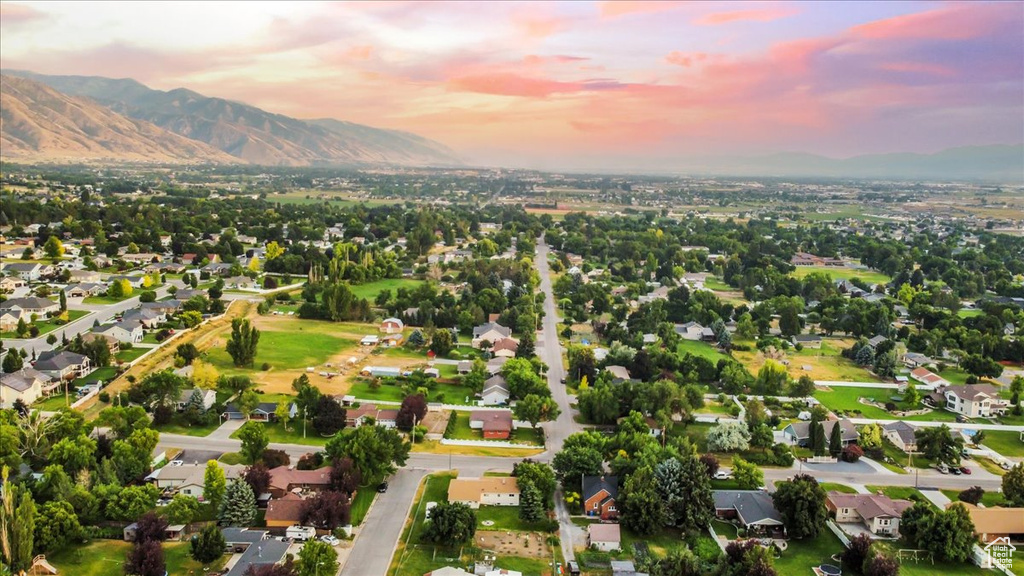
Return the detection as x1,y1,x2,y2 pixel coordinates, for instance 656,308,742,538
447,477,520,508
0,370,46,408
938,384,1009,418
827,492,913,537
472,322,512,348
1,263,42,281
588,524,621,552
480,375,510,405
94,320,144,344
177,388,217,411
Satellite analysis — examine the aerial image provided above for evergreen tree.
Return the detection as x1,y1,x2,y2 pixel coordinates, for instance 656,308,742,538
406,329,425,348
518,479,545,523
218,479,257,526
59,289,67,312
811,421,827,457
2,350,23,373
190,523,225,563
829,422,843,457
619,465,664,536
655,455,713,528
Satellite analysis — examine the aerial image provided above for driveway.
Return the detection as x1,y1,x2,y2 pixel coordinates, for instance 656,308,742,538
209,418,246,440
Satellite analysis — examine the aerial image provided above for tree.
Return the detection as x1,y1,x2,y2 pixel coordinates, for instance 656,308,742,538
423,502,476,545
772,474,828,539
107,485,160,521
49,435,96,475
265,241,284,261
218,479,257,526
243,464,272,497
133,511,169,543
325,425,410,480
862,550,900,576
396,394,428,431
958,486,985,505
190,523,225,563
706,420,750,452
59,289,67,312
512,460,556,507
842,533,873,573
859,423,884,452
620,465,664,536
790,375,816,397
655,455,713,528
312,396,346,436
301,490,351,529
237,389,260,420
43,236,65,259
732,456,763,490
108,279,133,298
750,424,774,451
33,500,82,554
204,460,227,510
915,424,963,467
226,318,260,367
163,494,199,525
296,539,338,576
1003,463,1024,506
513,394,560,429
699,453,719,477
0,471,35,572
2,350,23,373
125,539,165,576
275,400,292,431
518,479,545,523
191,360,219,389
810,421,827,456
429,329,454,356
828,420,844,457
552,446,604,491
755,360,789,395
238,421,269,464
406,329,425,348
908,503,976,562
329,457,362,495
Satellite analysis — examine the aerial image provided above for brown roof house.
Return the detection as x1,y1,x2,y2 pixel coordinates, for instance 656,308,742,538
469,410,514,439
448,477,519,508
268,466,332,498
953,503,1024,544
827,492,913,537
582,475,619,520
264,492,306,528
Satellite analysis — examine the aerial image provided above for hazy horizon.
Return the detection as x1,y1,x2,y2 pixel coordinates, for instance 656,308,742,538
2,1,1022,172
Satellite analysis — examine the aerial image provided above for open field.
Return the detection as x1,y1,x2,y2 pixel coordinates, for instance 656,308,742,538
772,529,846,575
789,265,892,285
677,340,731,364
980,429,1024,457
733,338,877,382
411,439,543,458
865,485,928,503
348,278,425,301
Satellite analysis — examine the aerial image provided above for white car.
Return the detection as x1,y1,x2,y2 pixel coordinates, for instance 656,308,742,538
319,535,340,546
713,470,733,480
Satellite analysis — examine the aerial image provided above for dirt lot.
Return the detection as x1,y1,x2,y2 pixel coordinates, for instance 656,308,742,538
474,531,550,558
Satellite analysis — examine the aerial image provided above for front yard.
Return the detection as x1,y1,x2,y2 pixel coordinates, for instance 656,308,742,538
444,412,544,446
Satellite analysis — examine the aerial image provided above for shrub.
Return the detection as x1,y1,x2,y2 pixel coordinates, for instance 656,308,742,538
958,486,984,505
98,392,110,403
261,362,271,371
842,444,864,462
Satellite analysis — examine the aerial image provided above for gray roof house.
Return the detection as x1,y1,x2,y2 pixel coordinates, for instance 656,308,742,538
713,490,784,533
783,418,858,448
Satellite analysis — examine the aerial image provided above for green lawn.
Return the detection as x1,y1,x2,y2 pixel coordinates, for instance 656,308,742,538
818,482,857,494
219,452,244,465
704,276,734,292
695,401,733,415
672,422,715,452
872,541,989,575
789,265,891,285
205,321,358,373
940,489,1006,507
351,484,378,525
390,471,457,576
74,365,119,386
710,519,738,540
938,368,973,385
347,379,476,405
677,340,731,363
444,412,543,446
141,332,163,344
773,530,846,575
814,386,896,418
865,485,928,503
958,309,984,318
980,429,1024,457
83,294,132,305
46,539,226,576
236,420,331,446
0,309,89,339
154,414,221,437
34,393,74,411
476,505,552,532
115,347,148,363
348,278,425,301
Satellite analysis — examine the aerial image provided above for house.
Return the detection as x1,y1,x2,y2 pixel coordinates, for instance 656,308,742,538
674,321,706,341
121,307,166,328
67,282,106,297
609,560,647,576
490,337,519,358
222,402,290,421
264,492,306,528
0,276,26,293
827,492,913,537
375,408,399,428
793,334,823,349
866,335,888,350
0,309,23,332
360,335,381,346
424,568,474,576
122,253,162,265
145,463,244,498
1,262,42,281
457,360,472,374
604,365,631,383
480,375,510,405
712,490,785,535
469,410,513,439
582,475,619,520
346,403,382,427
360,366,401,378
267,466,332,498
380,317,405,334
953,503,1024,544
177,388,217,411
94,320,144,343
221,528,290,576
882,421,918,453
202,262,233,276
82,332,120,354
783,418,858,448
382,333,404,347
108,274,146,288
0,296,60,317
34,350,90,381
588,523,621,552
447,477,520,508
485,356,508,375
67,269,102,284
938,384,1009,418
472,322,512,348
903,352,934,368
910,367,948,387
0,369,47,408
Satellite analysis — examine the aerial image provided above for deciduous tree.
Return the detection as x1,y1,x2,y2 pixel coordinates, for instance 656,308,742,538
772,474,828,539
226,318,260,367
423,502,476,546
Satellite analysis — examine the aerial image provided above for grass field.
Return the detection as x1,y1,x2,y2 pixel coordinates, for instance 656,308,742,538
818,482,857,494
347,379,476,405
865,485,928,503
154,414,221,437
206,320,357,374
0,309,89,339
872,541,989,575
233,420,331,446
390,472,459,576
444,412,544,446
83,294,133,305
46,539,226,576
789,265,891,285
349,278,425,301
980,429,1024,457
75,365,118,386
115,347,148,363
813,386,898,418
733,338,876,382
677,340,732,364
773,529,846,575
940,489,1006,507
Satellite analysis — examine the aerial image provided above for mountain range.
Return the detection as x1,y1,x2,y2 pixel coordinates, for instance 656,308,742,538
1,71,460,167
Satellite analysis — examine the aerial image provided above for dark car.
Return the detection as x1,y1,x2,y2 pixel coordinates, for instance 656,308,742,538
377,482,389,493
951,467,962,475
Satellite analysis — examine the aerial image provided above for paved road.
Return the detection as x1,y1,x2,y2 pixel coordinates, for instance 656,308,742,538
343,468,428,576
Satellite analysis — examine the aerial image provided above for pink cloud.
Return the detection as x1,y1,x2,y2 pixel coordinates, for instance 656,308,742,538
665,51,710,67
0,3,45,28
448,73,591,98
597,1,684,19
694,7,799,26
850,3,1016,41
878,61,955,77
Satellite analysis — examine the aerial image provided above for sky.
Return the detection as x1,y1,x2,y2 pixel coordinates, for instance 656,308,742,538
2,1,1022,170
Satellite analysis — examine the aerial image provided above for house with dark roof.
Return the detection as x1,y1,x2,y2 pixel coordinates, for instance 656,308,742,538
882,421,918,453
1,369,50,408
0,296,60,316
480,374,510,405
121,307,166,328
583,475,619,520
220,528,290,576
792,334,823,349
827,492,913,537
713,490,785,535
223,402,294,421
1,262,42,281
783,418,858,448
34,350,90,381
94,320,144,343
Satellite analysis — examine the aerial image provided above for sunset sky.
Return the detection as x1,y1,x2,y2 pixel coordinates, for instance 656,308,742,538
2,1,1022,169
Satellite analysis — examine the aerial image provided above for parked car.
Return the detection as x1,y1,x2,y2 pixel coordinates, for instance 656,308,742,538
937,464,949,474
377,481,389,493
713,470,733,480
319,535,340,545
951,467,962,475
960,467,972,475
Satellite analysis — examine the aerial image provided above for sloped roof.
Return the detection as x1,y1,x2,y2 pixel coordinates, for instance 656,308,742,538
448,477,519,502
582,475,618,503
264,492,305,522
713,490,783,526
827,492,913,519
